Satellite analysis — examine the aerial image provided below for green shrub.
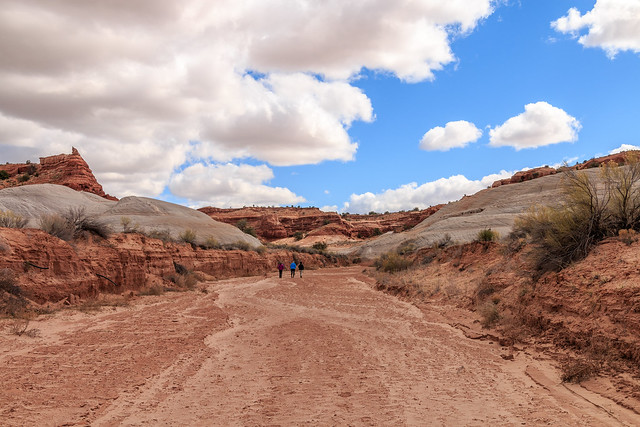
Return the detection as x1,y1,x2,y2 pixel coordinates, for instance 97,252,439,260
373,228,382,236
476,228,499,242
0,210,28,228
0,170,9,180
17,174,30,182
293,231,304,241
374,252,413,273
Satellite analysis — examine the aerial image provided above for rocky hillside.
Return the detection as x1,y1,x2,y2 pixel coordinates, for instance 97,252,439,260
199,206,442,242
0,147,116,200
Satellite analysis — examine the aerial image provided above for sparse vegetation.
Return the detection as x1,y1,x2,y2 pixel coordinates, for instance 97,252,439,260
374,251,413,273
145,228,173,242
0,170,9,180
476,228,499,242
478,300,500,328
120,216,139,233
179,228,197,245
396,240,417,255
560,359,599,383
200,236,221,249
293,231,304,241
0,268,21,296
17,173,30,182
236,219,257,237
223,240,251,251
0,210,28,228
39,214,75,241
312,241,328,251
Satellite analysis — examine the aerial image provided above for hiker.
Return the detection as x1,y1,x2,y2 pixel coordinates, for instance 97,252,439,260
290,260,297,278
298,261,305,278
277,262,284,278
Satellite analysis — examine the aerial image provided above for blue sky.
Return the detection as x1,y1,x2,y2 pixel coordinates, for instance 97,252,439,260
1,1,639,213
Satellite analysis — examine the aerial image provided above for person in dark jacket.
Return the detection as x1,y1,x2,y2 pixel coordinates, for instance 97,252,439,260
298,262,305,278
290,261,297,278
277,262,284,278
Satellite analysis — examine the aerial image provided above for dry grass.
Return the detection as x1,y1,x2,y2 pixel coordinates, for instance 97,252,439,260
560,358,600,383
0,210,28,228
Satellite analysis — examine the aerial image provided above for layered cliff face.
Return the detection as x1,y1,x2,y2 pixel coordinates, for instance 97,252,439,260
198,206,442,242
0,147,116,200
0,228,341,304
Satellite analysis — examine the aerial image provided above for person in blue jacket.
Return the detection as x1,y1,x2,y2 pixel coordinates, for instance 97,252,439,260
290,260,297,278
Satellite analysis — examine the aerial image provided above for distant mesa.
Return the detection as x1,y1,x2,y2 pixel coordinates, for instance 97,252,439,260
491,150,638,188
0,147,117,200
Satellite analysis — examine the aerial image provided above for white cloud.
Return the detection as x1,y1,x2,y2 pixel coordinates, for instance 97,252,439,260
0,0,494,197
168,163,305,208
552,0,640,57
489,102,581,150
419,120,482,151
320,205,338,213
610,144,640,154
342,170,513,214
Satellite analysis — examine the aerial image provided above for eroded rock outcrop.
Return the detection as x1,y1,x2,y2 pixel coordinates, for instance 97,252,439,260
198,206,442,242
0,228,342,304
0,147,116,200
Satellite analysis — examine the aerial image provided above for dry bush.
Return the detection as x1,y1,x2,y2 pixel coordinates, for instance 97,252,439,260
120,216,139,233
8,317,40,337
560,358,599,383
179,228,197,245
139,285,166,296
145,228,173,242
478,301,500,328
64,207,111,239
39,214,75,241
396,240,417,255
0,268,21,296
374,252,413,273
200,236,221,249
223,240,251,251
602,152,640,230
253,245,267,254
0,210,28,228
617,228,638,245
75,295,130,313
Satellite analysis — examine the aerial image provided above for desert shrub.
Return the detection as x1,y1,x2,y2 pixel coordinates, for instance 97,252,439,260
139,285,165,296
560,359,599,383
374,252,413,273
617,228,638,245
64,208,111,239
434,233,452,249
146,229,173,242
293,231,304,241
179,228,197,245
17,174,30,182
476,228,499,242
396,240,417,255
478,301,500,327
373,228,382,236
39,214,75,241
602,152,640,231
120,216,139,233
223,240,251,251
0,268,21,296
312,241,328,251
0,170,9,180
323,219,331,225
236,219,257,237
253,245,267,254
0,210,28,228
200,236,221,249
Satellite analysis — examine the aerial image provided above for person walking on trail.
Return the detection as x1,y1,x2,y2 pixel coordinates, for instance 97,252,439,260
298,262,305,278
277,262,284,278
290,261,297,278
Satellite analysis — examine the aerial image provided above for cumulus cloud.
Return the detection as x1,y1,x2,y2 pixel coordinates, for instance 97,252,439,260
419,120,482,151
610,144,640,154
320,205,339,213
489,102,581,150
168,163,305,208
552,0,640,57
0,0,494,197
342,171,513,214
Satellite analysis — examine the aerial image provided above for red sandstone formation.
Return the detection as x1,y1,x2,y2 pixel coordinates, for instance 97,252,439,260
198,206,443,242
491,150,640,188
0,147,116,200
0,228,341,304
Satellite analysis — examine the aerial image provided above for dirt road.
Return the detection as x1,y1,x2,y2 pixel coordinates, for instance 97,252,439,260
1,267,637,425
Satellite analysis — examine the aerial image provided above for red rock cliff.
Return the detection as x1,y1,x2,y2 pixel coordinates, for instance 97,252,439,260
0,147,117,200
0,228,342,304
